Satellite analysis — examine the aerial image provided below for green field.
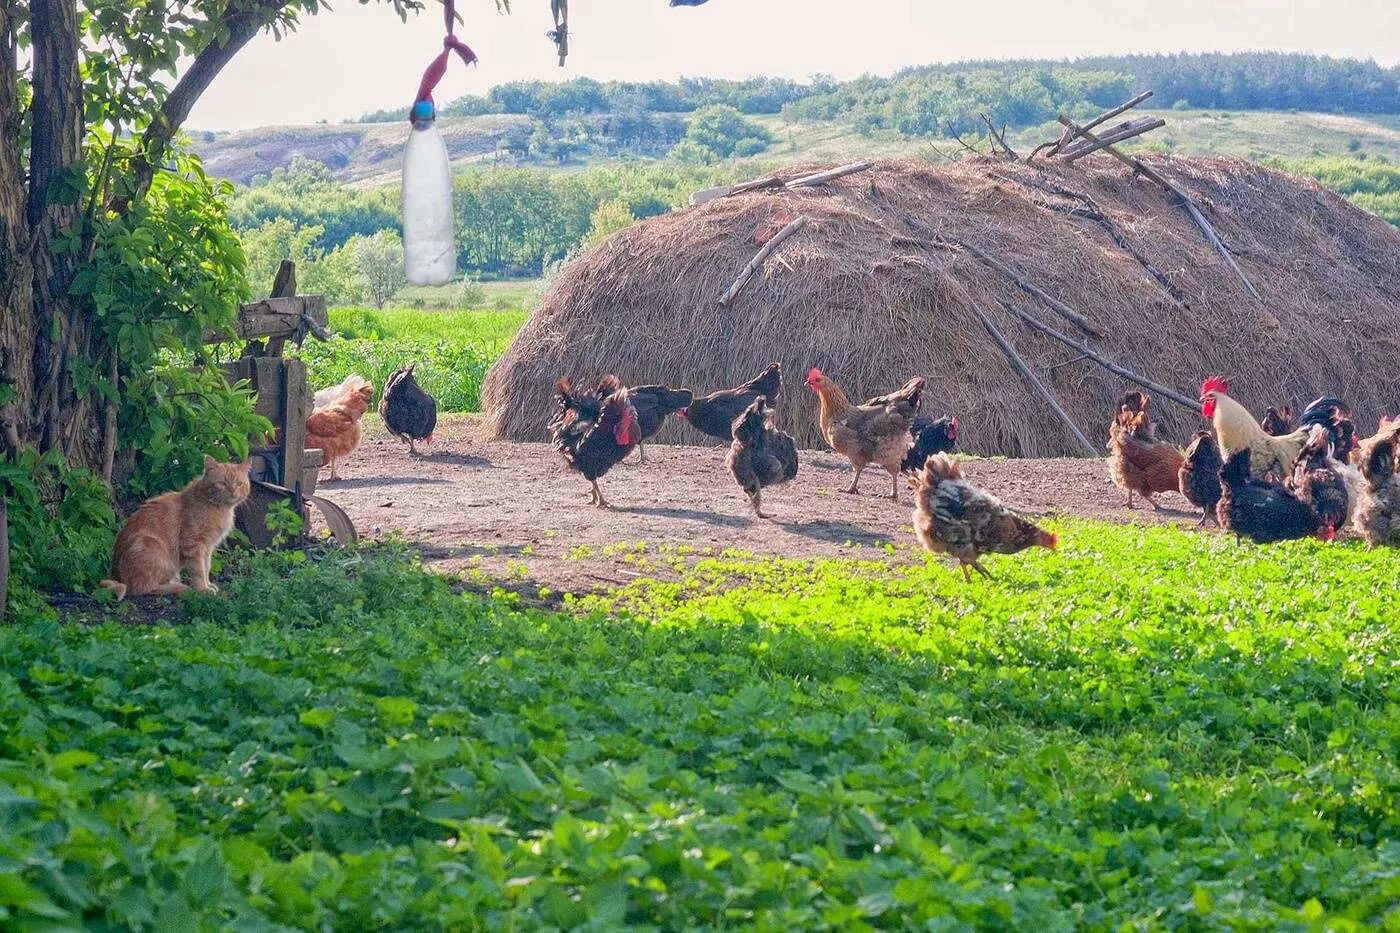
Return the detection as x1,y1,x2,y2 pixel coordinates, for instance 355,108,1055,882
6,520,1398,928
296,306,529,412
756,109,1400,166
389,278,539,312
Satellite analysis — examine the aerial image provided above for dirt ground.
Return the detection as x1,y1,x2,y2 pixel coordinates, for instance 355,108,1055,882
309,415,1205,597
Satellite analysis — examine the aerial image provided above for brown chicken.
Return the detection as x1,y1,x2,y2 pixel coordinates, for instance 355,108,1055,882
911,454,1057,581
1352,421,1400,547
1178,430,1223,526
1107,397,1184,509
306,375,374,481
806,369,925,500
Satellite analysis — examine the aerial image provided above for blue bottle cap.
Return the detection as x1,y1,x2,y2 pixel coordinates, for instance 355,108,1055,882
411,100,435,122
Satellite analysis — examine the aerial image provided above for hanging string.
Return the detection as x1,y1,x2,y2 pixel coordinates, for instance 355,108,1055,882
411,0,478,115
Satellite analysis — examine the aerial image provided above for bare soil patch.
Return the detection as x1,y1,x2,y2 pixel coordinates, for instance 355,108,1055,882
311,415,1204,596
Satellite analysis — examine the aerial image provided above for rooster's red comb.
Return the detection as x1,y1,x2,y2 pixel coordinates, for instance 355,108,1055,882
807,368,823,381
1200,376,1229,396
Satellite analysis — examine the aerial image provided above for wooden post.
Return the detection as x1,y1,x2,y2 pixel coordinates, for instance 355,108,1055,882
1000,302,1199,411
967,299,1099,456
718,215,807,307
280,358,308,494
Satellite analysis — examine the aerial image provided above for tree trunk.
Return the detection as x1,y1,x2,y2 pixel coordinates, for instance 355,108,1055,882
0,0,34,454
24,0,101,468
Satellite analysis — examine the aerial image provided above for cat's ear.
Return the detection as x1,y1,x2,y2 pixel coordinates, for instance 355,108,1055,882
203,454,217,472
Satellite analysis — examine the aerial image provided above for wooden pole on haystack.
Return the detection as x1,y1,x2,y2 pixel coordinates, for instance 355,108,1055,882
966,300,1099,455
718,216,807,307
1000,302,1199,411
1053,116,1262,301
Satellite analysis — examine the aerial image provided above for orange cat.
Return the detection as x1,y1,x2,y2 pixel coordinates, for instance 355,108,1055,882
99,456,252,600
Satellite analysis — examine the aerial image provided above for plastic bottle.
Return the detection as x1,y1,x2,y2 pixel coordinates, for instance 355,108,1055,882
402,100,455,286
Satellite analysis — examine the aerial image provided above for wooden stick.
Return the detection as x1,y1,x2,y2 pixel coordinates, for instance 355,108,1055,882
966,299,1099,455
717,216,807,307
1061,118,1166,162
784,161,873,189
1054,90,1154,152
981,113,1019,160
1056,117,1262,301
999,301,1199,411
930,236,1103,337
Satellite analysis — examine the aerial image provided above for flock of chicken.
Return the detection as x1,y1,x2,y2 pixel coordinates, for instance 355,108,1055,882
305,360,1399,583
1111,377,1399,546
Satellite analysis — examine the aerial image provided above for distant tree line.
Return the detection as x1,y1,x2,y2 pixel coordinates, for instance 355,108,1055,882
353,53,1399,132
226,157,750,283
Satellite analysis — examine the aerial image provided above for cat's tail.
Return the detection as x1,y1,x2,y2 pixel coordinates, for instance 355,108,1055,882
99,579,128,601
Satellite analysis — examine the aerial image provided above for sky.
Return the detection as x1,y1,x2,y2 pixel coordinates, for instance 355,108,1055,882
188,0,1400,131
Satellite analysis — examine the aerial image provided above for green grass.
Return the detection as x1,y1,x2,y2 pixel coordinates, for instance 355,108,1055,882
294,306,528,413
5,521,1399,928
391,278,539,312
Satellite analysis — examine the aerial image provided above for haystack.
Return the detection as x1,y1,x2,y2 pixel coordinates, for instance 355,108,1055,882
482,156,1400,456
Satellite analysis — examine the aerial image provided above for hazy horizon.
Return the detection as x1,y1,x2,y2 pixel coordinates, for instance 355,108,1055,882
187,0,1399,132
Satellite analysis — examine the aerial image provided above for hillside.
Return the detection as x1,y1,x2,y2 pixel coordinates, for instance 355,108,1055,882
194,109,1400,188
196,115,531,185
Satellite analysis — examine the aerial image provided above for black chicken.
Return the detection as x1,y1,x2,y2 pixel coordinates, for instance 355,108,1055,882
379,364,437,455
1259,405,1293,436
1297,396,1357,459
549,375,638,508
1178,430,1223,526
1287,424,1356,540
726,397,799,518
902,415,958,474
624,385,693,462
1218,448,1321,543
679,363,782,441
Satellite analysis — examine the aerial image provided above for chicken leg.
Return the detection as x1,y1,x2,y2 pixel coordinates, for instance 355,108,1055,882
886,469,900,501
959,559,993,582
408,437,420,456
844,465,865,494
748,490,772,519
590,480,613,509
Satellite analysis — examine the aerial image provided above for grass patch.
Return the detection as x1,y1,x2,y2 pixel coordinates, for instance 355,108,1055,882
5,521,1399,928
294,306,528,412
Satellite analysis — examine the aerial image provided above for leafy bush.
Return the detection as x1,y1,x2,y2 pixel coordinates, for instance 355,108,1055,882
455,278,488,310
2,521,1399,926
0,449,115,611
669,104,773,164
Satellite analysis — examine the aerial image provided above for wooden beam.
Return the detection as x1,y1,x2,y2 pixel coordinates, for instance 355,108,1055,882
1000,301,1199,411
1055,116,1262,301
784,161,874,189
967,299,1099,456
928,236,1103,337
1061,118,1166,162
1055,90,1154,151
718,216,807,307
204,295,329,344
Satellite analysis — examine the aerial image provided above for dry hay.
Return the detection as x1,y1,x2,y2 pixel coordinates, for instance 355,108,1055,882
482,156,1400,456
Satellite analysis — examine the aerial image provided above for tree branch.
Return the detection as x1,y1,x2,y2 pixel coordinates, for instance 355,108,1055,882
124,0,290,209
